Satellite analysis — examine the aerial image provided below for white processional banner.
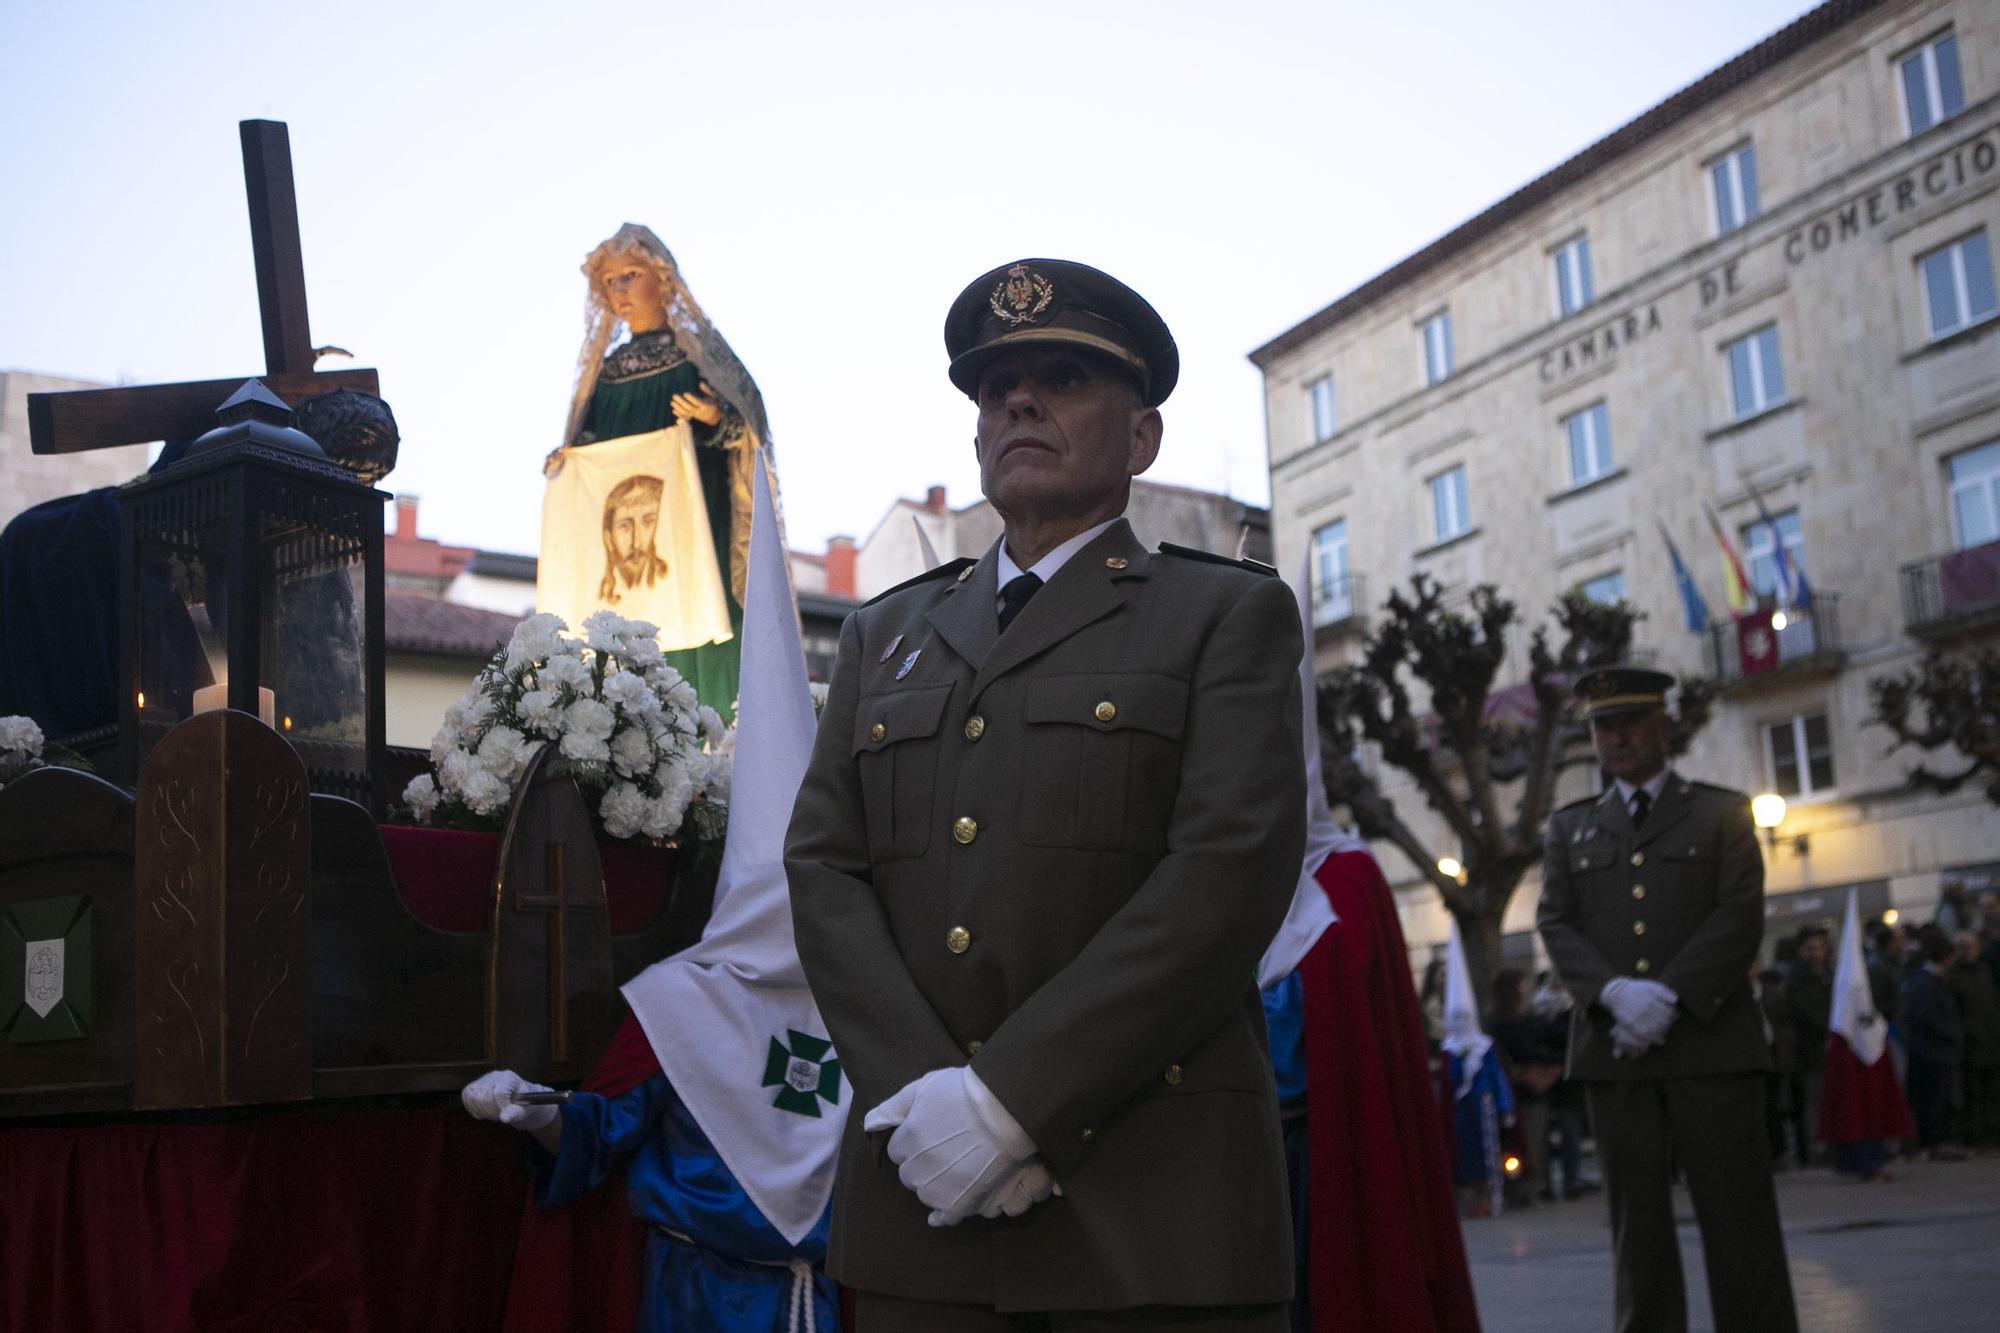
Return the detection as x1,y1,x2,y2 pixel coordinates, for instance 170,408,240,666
537,426,733,652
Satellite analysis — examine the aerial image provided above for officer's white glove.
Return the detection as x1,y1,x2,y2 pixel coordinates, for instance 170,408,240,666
863,1066,1037,1227
1601,978,1679,1045
1610,1022,1653,1060
462,1069,560,1136
979,1159,1063,1220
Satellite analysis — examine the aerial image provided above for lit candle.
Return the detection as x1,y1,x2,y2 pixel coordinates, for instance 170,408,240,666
191,683,277,728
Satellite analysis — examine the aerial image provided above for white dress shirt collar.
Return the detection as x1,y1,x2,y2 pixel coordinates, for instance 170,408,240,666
995,517,1122,603
1613,768,1672,811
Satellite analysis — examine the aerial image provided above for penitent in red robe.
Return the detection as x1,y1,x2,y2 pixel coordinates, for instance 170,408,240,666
1297,850,1481,1333
1817,1034,1915,1146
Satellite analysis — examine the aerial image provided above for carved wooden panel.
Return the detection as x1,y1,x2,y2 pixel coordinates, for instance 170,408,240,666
489,746,614,1083
134,710,312,1109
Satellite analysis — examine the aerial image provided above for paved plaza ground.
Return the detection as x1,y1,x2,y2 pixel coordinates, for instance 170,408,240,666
1465,1153,2000,1331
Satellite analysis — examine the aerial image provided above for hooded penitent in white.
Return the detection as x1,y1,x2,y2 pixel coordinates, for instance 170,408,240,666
1829,889,1889,1067
619,450,838,1245
1255,553,1355,987
1440,920,1492,1096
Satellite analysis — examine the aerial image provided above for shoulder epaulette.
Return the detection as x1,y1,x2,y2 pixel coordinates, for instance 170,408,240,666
1690,779,1749,801
1555,794,1598,816
863,557,976,608
1157,542,1277,577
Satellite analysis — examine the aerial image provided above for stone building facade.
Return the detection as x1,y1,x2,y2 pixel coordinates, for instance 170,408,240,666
1253,0,2000,964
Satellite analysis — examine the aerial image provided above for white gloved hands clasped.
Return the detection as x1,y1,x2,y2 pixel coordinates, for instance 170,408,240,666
1602,978,1680,1055
863,1066,1055,1227
461,1069,560,1134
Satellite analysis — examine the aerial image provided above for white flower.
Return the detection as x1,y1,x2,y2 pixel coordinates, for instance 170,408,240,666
476,726,537,785
402,773,440,822
539,655,591,693
0,715,45,760
660,676,699,718
598,781,649,840
505,613,567,669
697,705,727,750
650,759,696,835
517,689,558,732
687,750,732,806
458,765,511,817
558,697,616,762
582,609,639,655
609,725,655,778
602,671,659,721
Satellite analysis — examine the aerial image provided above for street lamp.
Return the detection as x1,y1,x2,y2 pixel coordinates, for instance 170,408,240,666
1751,792,1807,857
1437,856,1468,885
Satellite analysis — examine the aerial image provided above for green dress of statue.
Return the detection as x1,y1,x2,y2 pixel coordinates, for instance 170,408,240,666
546,225,777,717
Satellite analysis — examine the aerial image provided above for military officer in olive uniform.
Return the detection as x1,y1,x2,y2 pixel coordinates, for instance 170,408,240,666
785,260,1305,1331
1537,666,1797,1333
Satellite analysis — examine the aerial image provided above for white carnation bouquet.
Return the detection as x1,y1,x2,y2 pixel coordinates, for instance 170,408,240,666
402,610,731,844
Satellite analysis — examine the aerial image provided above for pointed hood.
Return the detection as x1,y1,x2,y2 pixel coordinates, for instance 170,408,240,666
1439,920,1492,1095
1829,890,1889,1067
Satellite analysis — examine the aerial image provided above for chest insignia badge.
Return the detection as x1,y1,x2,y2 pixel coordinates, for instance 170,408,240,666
896,648,922,680
879,633,903,663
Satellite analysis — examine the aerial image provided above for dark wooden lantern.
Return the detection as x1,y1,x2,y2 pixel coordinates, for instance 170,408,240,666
120,380,388,816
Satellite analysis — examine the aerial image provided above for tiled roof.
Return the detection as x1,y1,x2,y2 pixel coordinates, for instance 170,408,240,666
385,593,521,659
1248,0,1883,367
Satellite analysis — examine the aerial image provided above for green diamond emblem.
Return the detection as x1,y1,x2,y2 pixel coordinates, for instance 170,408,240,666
762,1028,843,1117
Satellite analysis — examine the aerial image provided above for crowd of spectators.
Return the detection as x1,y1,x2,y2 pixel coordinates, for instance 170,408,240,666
1756,881,2000,1168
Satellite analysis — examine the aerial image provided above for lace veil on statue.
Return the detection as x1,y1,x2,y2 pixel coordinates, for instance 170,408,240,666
562,223,782,603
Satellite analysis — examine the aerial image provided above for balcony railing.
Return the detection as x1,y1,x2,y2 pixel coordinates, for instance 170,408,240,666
1311,572,1367,634
1708,595,1844,690
1901,539,2000,640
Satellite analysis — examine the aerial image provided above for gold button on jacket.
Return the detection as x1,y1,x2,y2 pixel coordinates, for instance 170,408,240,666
1164,1063,1184,1085
869,722,887,742
952,816,978,844
1094,700,1117,722
946,926,971,954
963,715,986,741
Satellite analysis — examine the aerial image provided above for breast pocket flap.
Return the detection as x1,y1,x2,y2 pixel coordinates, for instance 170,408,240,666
1021,672,1187,740
852,684,953,755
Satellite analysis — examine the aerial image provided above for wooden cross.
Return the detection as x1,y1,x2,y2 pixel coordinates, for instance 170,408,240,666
26,120,378,456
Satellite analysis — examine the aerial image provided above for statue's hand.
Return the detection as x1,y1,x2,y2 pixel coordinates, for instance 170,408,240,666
672,382,725,428
543,447,566,479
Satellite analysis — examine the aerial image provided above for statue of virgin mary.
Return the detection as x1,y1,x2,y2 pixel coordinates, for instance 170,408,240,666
537,224,774,716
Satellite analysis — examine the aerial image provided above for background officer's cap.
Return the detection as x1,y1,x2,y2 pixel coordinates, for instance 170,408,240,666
944,258,1179,407
1573,664,1676,721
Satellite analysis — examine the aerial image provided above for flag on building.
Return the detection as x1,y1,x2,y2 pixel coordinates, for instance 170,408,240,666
1817,891,1915,1147
1703,502,1755,614
1749,490,1815,613
619,449,839,1245
1659,524,1711,634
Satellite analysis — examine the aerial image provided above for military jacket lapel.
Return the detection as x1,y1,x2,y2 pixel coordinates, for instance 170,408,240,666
972,521,1150,701
1633,773,1693,849
924,549,1000,676
1595,786,1635,842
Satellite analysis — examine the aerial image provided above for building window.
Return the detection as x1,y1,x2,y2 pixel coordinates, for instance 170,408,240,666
1899,30,1964,137
1430,466,1470,543
1741,508,1804,600
1918,231,1998,341
1764,713,1835,800
1949,439,2000,550
1304,374,1337,443
1564,402,1614,486
1710,144,1760,235
1724,325,1786,419
1421,311,1454,386
1579,570,1627,606
1552,235,1595,317
1311,519,1352,623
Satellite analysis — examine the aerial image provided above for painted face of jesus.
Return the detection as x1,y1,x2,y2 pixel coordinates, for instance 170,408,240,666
604,477,665,589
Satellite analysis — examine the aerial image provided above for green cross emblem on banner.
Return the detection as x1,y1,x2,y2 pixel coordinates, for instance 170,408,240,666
762,1029,843,1117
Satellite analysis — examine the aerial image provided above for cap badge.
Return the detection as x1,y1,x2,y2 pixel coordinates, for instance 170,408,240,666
1583,673,1619,699
989,264,1054,327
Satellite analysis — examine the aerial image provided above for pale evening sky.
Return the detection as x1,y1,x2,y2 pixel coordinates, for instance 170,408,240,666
1,0,1819,559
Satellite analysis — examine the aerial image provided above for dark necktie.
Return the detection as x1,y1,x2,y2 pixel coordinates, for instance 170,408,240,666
1630,788,1652,830
998,573,1043,633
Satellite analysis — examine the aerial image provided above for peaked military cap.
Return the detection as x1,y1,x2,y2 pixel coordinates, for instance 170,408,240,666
1573,664,1675,721
944,258,1179,406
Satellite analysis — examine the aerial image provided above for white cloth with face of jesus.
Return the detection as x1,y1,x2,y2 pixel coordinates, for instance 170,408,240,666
537,426,733,651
